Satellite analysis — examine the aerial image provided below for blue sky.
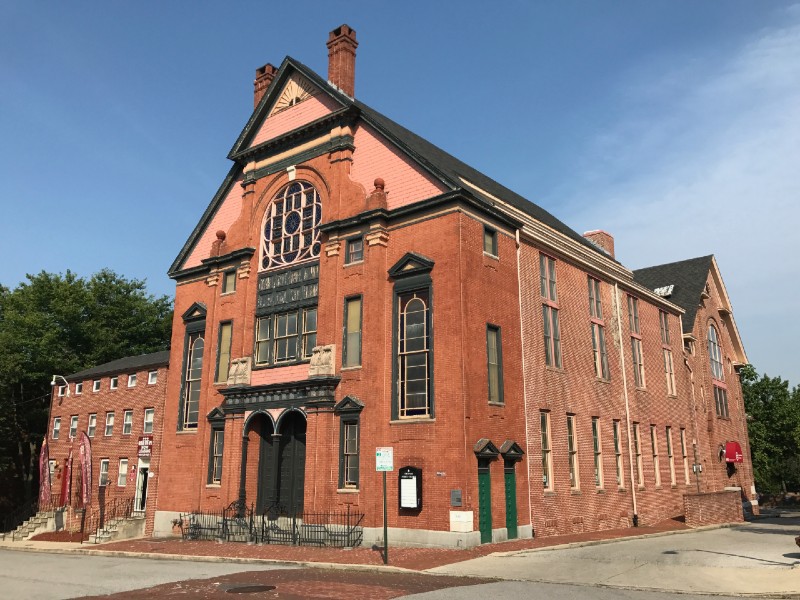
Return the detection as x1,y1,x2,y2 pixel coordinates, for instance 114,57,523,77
1,2,797,385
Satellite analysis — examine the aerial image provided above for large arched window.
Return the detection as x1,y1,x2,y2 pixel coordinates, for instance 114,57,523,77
182,335,204,429
261,181,321,270
707,324,724,381
398,291,430,417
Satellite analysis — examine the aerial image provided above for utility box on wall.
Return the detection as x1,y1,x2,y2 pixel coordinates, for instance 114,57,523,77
399,466,422,510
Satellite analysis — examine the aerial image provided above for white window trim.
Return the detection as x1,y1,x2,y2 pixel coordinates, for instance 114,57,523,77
123,410,133,435
128,373,137,388
148,370,158,385
93,379,101,392
143,408,155,434
75,382,83,395
110,376,119,390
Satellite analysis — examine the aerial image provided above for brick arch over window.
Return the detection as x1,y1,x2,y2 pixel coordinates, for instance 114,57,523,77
260,180,322,271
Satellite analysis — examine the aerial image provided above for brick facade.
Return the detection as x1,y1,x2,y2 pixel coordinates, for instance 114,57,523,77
684,490,743,528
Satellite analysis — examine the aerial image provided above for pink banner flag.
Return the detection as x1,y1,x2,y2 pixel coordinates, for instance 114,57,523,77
59,448,73,508
38,438,50,507
79,432,92,507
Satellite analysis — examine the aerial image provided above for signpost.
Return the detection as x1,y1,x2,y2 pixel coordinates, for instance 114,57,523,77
376,447,394,565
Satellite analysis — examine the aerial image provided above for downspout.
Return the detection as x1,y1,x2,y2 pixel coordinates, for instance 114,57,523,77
681,315,702,494
613,283,638,525
515,228,534,532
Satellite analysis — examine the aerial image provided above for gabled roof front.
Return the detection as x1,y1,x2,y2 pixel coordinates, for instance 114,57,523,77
67,350,170,382
170,54,612,277
633,255,713,334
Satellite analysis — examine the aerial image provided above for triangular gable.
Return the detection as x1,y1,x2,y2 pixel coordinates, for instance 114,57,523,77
229,57,350,159
206,406,225,422
334,395,364,413
499,440,525,461
708,256,747,365
181,302,207,323
473,438,500,458
388,252,435,279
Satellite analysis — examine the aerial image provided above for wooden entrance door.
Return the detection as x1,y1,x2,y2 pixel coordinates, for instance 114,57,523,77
504,460,518,539
477,458,492,544
276,412,306,515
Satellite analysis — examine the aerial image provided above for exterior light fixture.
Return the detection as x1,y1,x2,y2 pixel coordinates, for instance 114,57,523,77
50,374,71,397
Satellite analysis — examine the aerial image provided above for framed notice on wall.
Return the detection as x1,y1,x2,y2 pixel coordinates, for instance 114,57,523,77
399,466,422,510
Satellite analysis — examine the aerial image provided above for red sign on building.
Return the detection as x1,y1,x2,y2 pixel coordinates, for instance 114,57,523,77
138,435,154,457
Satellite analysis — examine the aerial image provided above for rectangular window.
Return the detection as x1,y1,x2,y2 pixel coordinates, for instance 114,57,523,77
483,226,498,256
588,277,602,319
540,411,552,490
210,429,224,484
540,254,557,302
105,412,114,436
148,370,158,384
633,423,644,487
182,331,204,430
714,385,730,418
343,296,362,368
57,385,66,397
99,459,109,487
628,295,640,334
128,373,137,388
397,289,431,418
118,459,128,487
93,379,101,392
486,325,503,404
143,408,154,434
540,254,561,368
69,415,78,439
75,382,83,395
123,410,133,435
631,337,645,388
274,312,298,362
567,414,579,488
663,348,676,395
345,238,364,264
651,425,661,486
110,376,118,390
591,323,610,380
613,420,624,487
659,310,670,345
222,269,237,294
255,316,272,365
88,413,97,438
52,417,61,440
340,420,360,488
680,428,690,484
216,321,233,383
302,307,317,358
592,417,603,488
666,426,676,486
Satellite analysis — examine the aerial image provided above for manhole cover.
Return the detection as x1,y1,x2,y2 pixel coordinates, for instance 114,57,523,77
226,585,276,594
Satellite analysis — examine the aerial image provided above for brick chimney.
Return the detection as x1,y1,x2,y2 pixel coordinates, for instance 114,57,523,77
327,25,358,97
583,230,615,258
254,63,277,108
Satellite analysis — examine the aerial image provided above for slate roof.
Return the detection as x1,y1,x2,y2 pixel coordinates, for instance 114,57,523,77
171,57,609,275
633,255,713,334
68,350,170,381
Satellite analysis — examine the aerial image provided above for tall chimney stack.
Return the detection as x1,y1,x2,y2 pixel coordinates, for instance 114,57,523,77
327,25,358,97
583,230,615,258
254,63,277,108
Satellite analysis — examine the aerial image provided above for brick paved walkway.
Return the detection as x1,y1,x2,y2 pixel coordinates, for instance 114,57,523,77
81,518,689,571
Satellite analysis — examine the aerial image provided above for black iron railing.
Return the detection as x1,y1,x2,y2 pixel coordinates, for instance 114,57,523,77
1,499,58,541
82,496,135,544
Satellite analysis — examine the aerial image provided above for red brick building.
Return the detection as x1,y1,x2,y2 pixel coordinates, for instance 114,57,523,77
47,351,168,535
150,25,755,546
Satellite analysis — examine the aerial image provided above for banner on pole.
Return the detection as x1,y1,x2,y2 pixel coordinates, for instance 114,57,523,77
38,438,50,506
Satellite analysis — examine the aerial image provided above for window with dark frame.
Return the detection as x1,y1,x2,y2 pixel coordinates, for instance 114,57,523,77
567,414,579,488
343,296,362,368
483,226,498,256
613,420,624,486
592,417,603,488
345,238,364,264
588,277,609,379
222,269,237,294
680,428,690,484
486,325,503,404
341,420,359,488
216,322,233,383
540,411,552,490
651,425,661,486
666,426,676,486
628,296,645,387
209,428,224,484
540,254,561,368
633,422,644,486
397,289,431,418
260,181,322,271
182,333,204,429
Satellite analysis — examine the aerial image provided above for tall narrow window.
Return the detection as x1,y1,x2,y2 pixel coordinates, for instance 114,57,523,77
340,420,360,488
486,325,504,404
52,417,60,439
343,297,362,368
483,226,498,256
87,414,96,438
613,420,624,487
118,459,128,487
302,308,317,358
628,296,645,387
274,312,298,362
99,459,109,487
666,426,676,486
680,428,690,484
222,269,237,294
540,411,553,490
69,416,78,439
105,412,114,436
661,311,676,395
182,333,204,429
123,410,133,435
633,423,644,487
128,373,137,388
659,310,670,345
143,408,154,434
209,428,224,484
540,254,561,368
651,425,661,486
567,414,579,488
589,277,609,379
708,324,729,417
592,417,603,488
397,290,431,418
216,322,233,383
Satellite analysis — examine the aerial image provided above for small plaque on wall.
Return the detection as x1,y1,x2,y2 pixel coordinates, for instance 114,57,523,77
399,466,422,510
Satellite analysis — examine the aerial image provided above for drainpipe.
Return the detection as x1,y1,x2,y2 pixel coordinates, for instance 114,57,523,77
683,349,702,494
515,228,534,533
613,283,638,525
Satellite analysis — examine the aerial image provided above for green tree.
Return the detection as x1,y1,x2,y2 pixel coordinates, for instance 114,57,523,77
0,270,172,511
741,364,800,494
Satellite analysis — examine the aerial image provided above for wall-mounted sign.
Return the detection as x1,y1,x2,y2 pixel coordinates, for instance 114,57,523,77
399,466,422,510
138,435,154,457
